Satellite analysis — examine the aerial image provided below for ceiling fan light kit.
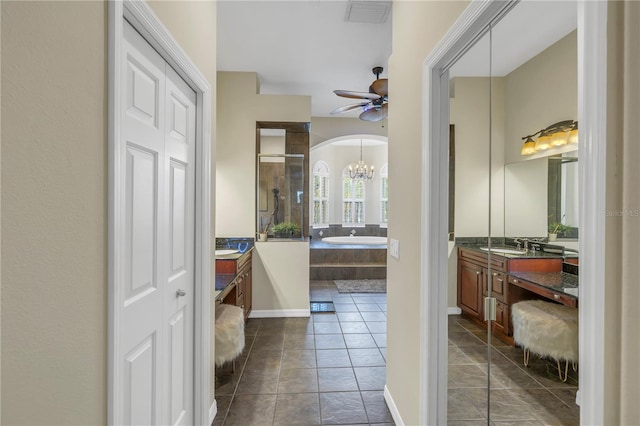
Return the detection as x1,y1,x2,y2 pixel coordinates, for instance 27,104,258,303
332,66,389,122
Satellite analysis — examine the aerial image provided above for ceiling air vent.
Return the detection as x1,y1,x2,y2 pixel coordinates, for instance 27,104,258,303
344,0,391,24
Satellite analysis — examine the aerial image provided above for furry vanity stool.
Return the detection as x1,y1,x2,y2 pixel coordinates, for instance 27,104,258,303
511,299,578,382
214,304,245,371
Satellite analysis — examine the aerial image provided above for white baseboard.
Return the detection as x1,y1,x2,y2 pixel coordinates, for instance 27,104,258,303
384,385,404,426
209,400,217,425
249,309,310,318
448,307,462,315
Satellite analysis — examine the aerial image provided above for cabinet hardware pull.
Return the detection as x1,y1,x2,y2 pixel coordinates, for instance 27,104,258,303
176,289,186,297
514,279,518,283
554,294,560,300
493,272,498,276
476,271,480,275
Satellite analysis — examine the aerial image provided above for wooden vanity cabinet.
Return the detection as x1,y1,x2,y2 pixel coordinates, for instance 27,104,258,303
216,250,253,321
457,248,511,342
457,247,564,344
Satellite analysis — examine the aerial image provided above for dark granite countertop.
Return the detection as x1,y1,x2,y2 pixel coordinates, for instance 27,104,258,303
215,237,254,260
510,271,579,299
214,246,253,261
459,244,564,260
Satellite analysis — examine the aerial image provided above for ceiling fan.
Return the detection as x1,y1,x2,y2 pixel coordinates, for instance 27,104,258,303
331,66,388,122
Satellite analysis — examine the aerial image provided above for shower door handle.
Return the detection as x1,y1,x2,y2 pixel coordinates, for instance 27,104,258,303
484,297,496,322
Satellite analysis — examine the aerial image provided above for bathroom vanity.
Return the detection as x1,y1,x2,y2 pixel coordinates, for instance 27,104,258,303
457,246,577,344
215,247,253,321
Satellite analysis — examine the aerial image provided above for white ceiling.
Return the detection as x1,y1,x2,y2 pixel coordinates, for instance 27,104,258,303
450,0,577,77
217,0,392,118
217,0,577,118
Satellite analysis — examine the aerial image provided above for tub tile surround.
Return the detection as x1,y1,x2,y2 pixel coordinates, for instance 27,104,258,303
309,224,388,241
309,225,387,281
213,280,393,426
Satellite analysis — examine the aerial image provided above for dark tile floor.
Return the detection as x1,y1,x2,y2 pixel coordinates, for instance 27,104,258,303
448,314,580,425
214,281,579,425
213,280,394,426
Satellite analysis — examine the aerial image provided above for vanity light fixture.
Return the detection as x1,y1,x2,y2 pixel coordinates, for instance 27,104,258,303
568,121,579,144
349,139,375,181
521,120,578,156
520,137,536,155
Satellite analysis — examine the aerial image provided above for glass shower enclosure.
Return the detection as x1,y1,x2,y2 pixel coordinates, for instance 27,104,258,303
257,153,305,240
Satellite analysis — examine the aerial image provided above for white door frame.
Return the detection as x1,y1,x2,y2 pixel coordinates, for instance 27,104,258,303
420,0,607,424
108,1,212,425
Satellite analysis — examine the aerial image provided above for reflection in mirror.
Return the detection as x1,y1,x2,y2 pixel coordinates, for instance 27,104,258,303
548,154,578,239
504,154,579,242
448,29,492,240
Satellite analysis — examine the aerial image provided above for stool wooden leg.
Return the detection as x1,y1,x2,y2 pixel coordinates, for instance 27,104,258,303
523,348,530,367
557,360,569,382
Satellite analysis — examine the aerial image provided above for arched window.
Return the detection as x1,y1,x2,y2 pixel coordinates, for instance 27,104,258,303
380,163,388,226
342,167,365,226
312,161,330,227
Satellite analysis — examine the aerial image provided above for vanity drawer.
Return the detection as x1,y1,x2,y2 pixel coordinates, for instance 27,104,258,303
489,271,508,302
458,248,507,272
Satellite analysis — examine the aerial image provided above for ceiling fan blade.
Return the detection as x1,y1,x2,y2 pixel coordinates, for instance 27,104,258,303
331,102,370,114
370,78,388,97
334,90,381,101
359,103,388,122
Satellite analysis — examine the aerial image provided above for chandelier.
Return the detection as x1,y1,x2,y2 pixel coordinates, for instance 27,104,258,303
349,139,375,181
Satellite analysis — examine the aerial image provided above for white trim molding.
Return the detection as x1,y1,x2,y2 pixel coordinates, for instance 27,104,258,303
577,1,607,423
108,1,212,425
249,309,311,318
384,385,405,426
209,400,217,425
420,0,606,424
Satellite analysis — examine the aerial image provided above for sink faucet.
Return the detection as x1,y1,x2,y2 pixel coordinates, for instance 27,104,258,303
513,238,528,250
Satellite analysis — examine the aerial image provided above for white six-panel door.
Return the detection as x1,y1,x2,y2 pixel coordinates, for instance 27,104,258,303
119,21,195,426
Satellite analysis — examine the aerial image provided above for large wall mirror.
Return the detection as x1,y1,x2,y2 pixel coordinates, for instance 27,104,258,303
449,0,579,251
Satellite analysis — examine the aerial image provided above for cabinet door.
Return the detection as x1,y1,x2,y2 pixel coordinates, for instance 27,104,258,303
458,260,484,319
491,300,509,336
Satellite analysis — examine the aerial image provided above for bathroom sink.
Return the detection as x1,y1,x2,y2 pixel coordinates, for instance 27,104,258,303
215,249,238,256
480,247,527,255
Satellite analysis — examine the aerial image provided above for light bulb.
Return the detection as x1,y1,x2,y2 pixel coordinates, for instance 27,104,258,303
535,134,551,151
550,130,568,147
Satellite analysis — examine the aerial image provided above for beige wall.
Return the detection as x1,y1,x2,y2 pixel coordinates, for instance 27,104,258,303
450,77,505,238
386,1,469,424
1,2,107,424
504,31,577,164
216,71,311,237
216,71,312,315
251,242,310,313
1,1,217,423
310,116,387,148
